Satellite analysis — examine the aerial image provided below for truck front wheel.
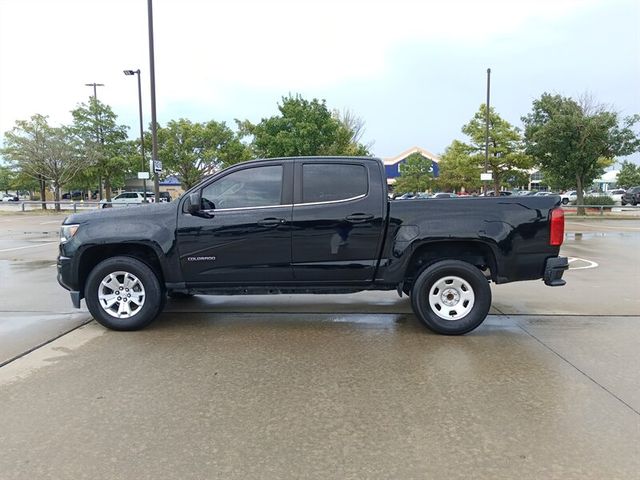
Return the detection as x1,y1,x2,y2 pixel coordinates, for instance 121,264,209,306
85,256,164,331
410,260,491,335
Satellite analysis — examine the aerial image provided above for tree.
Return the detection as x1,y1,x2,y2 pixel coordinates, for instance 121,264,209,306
70,98,130,201
616,160,640,188
2,115,86,211
463,104,534,194
522,93,640,214
239,94,370,158
154,119,251,189
0,164,16,194
2,114,50,208
393,153,435,193
436,140,482,193
333,109,372,156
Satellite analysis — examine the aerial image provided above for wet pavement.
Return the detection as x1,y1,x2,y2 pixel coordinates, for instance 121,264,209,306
0,214,91,366
0,213,638,478
1,316,639,479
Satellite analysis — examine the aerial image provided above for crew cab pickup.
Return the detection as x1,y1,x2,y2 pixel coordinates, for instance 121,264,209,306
58,157,568,335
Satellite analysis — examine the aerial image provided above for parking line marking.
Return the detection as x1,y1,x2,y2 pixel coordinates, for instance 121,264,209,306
0,242,58,253
39,220,61,225
567,256,599,270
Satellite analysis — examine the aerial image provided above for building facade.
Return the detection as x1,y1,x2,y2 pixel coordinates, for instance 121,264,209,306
383,146,440,185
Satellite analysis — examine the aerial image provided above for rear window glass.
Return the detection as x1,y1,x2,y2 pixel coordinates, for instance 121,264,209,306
302,163,368,203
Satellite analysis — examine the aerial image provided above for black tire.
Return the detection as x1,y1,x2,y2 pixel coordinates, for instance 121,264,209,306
410,260,491,335
85,256,164,331
167,291,194,299
561,198,569,205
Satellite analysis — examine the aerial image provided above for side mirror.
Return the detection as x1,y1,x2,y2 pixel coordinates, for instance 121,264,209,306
187,192,201,215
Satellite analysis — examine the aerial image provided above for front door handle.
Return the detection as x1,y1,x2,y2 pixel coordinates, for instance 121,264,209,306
257,217,286,227
345,213,374,223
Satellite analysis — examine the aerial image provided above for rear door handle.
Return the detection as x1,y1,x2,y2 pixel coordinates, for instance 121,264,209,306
257,217,286,227
345,213,374,223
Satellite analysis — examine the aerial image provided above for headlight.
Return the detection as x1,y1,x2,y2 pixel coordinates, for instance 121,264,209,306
60,224,80,243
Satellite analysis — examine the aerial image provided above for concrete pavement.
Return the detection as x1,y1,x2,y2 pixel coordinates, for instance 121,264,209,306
0,315,639,480
0,213,638,479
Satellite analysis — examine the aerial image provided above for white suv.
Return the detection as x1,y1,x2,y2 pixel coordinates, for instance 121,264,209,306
560,190,581,205
100,192,154,208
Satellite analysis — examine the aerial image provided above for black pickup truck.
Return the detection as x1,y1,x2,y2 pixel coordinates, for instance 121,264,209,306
58,157,568,335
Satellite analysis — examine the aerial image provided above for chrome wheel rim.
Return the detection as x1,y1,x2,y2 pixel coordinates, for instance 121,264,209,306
98,271,146,319
428,275,475,320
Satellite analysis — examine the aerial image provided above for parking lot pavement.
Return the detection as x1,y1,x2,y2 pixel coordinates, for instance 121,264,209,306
0,315,639,480
0,214,92,365
0,214,639,478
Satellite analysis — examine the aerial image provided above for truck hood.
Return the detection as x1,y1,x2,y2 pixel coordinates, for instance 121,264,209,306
63,201,178,225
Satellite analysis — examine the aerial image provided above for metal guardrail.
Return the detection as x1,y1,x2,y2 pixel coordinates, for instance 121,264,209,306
561,204,640,215
1,200,155,212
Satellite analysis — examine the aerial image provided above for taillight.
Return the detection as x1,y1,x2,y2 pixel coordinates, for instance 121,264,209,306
550,208,564,246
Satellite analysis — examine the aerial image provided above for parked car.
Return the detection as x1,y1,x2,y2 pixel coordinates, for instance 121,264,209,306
534,191,555,196
58,156,568,336
483,191,513,197
622,186,640,206
100,192,155,208
431,192,458,198
62,191,83,200
396,192,416,200
607,189,626,205
414,192,431,199
1,193,19,202
560,190,579,205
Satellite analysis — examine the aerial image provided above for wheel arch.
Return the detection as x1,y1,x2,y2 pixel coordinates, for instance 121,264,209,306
77,242,165,296
403,240,497,289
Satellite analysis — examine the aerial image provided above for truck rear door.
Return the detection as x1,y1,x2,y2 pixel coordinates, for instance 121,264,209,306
291,159,386,283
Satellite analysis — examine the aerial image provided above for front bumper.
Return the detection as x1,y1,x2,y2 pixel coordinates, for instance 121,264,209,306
57,255,82,308
543,256,568,286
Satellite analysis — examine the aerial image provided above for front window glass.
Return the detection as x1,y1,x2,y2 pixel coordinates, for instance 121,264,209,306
201,165,283,209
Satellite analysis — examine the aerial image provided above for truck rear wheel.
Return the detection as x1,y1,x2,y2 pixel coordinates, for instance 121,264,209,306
85,256,164,331
410,260,491,335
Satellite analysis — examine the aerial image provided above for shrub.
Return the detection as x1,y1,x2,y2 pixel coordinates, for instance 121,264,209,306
582,195,615,206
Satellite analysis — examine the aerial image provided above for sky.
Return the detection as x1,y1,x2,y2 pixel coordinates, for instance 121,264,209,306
1,0,639,163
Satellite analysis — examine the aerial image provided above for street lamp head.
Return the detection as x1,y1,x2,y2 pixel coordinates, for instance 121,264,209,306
123,70,135,76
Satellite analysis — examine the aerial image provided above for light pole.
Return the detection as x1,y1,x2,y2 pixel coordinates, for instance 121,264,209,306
147,0,160,203
85,82,105,201
124,69,148,202
484,68,491,194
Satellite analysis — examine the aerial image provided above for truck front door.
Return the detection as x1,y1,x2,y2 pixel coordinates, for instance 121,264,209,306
177,162,294,285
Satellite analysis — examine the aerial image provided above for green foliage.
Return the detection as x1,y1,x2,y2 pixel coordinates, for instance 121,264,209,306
0,164,16,193
154,119,251,189
239,94,370,158
462,104,534,193
70,98,131,199
616,160,640,188
436,140,481,192
2,115,86,209
583,195,615,207
393,153,435,193
11,170,39,194
522,93,640,214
